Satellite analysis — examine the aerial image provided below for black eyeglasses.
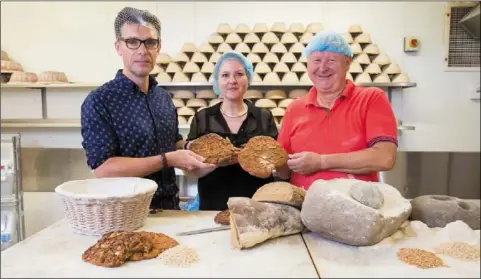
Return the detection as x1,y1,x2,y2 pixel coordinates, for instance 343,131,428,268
119,37,160,50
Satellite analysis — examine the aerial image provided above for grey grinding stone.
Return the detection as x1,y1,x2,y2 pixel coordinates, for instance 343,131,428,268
409,195,480,230
301,179,412,246
349,182,384,209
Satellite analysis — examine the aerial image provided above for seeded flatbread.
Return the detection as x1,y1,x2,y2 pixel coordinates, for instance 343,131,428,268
99,231,152,255
238,136,288,178
82,231,179,266
190,133,237,166
82,239,130,267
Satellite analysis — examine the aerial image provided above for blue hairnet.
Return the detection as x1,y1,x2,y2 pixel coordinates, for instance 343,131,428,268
302,30,352,58
211,51,254,95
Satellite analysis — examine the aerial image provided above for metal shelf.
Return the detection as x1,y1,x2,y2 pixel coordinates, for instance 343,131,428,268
0,82,101,89
0,119,415,133
1,119,81,128
1,134,26,250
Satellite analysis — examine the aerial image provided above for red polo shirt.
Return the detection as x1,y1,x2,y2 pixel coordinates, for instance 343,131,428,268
277,80,398,190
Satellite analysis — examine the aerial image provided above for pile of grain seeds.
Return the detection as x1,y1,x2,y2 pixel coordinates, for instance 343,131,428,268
397,248,448,269
158,244,199,268
434,242,480,261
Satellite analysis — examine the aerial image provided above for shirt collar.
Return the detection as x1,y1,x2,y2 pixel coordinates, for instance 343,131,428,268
114,69,158,93
305,79,355,107
207,99,257,119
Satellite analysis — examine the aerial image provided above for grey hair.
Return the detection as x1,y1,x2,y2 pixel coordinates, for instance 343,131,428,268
114,7,161,40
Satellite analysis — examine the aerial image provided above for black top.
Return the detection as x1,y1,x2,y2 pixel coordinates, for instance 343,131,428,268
80,70,182,210
187,100,279,211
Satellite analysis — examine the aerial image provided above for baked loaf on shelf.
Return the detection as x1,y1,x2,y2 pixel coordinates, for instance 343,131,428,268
37,71,69,84
1,60,23,72
151,23,410,84
8,71,38,84
1,50,10,61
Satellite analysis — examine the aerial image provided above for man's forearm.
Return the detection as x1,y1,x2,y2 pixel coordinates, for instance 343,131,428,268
321,145,396,174
93,156,163,178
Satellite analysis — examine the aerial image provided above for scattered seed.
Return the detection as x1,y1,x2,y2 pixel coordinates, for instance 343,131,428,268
158,245,199,268
397,248,448,269
434,242,480,261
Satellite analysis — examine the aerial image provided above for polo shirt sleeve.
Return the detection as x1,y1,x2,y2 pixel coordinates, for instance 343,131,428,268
365,90,398,147
80,94,119,170
277,104,293,153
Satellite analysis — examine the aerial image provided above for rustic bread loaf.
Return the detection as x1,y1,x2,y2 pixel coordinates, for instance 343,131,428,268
252,181,305,208
228,197,304,249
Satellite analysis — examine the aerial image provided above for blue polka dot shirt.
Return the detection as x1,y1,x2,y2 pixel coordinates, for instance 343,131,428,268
80,70,182,209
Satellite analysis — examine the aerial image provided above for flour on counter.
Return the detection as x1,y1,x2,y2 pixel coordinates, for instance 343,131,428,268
305,220,481,278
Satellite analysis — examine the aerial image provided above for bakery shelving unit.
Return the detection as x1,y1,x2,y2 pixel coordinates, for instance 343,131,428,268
1,22,417,131
1,134,26,251
1,22,417,205
161,81,417,133
0,81,417,132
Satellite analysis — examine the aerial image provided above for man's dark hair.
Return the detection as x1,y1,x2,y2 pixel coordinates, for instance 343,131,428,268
114,7,161,40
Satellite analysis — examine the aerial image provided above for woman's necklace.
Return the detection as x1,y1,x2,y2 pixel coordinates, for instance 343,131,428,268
220,103,248,118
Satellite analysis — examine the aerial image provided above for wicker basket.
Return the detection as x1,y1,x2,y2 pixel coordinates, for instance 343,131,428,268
55,177,158,236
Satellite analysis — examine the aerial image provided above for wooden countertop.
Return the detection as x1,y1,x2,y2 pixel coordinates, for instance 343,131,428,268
0,210,319,278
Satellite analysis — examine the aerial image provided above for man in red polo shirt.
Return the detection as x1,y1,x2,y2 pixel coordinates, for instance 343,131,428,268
275,30,398,190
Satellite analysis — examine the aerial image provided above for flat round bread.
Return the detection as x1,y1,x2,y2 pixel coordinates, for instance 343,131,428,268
142,232,178,252
82,230,178,266
190,133,237,166
98,231,152,255
238,136,288,179
131,232,177,261
82,234,131,267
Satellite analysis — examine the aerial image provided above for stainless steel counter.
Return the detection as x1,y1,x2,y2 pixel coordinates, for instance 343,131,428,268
18,148,480,200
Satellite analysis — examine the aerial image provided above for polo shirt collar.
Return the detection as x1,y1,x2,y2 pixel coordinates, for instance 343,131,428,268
114,69,158,93
305,79,355,107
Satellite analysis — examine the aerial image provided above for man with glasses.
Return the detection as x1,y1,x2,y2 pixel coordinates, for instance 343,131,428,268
80,7,213,210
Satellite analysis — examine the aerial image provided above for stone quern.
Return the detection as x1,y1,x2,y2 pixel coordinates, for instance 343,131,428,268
349,182,384,209
300,179,412,246
409,195,480,230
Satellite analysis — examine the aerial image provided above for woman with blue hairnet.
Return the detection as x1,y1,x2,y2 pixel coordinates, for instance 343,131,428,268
183,51,279,211
276,30,398,190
